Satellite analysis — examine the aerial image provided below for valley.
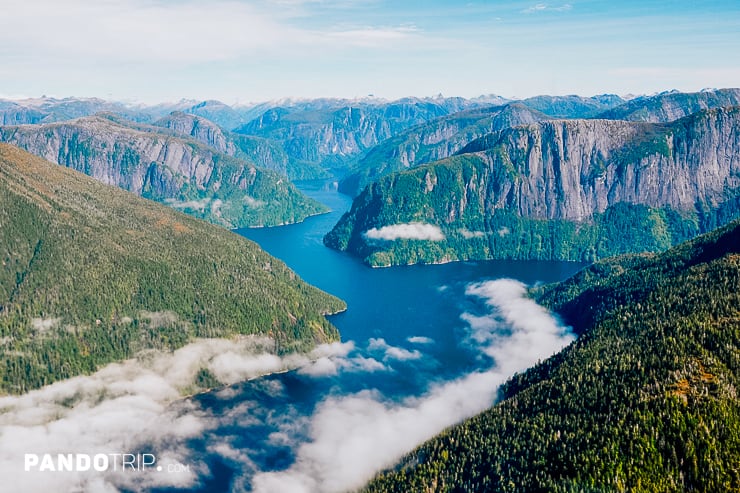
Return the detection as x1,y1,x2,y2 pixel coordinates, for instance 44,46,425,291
0,86,739,493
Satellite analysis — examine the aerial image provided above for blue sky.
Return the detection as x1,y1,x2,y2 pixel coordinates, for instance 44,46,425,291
1,0,738,103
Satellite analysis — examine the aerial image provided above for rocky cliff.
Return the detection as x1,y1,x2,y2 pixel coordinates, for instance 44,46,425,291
325,107,740,266
234,97,484,175
154,111,236,154
154,111,325,180
339,103,551,196
0,115,327,227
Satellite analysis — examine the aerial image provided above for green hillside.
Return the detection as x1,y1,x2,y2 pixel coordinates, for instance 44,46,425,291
0,115,329,228
365,219,740,492
0,144,345,394
326,108,740,267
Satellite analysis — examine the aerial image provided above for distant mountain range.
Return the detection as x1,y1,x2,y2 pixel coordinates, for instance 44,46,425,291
2,89,738,247
0,144,345,393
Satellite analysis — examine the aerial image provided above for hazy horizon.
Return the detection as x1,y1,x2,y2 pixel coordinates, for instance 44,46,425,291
2,0,738,104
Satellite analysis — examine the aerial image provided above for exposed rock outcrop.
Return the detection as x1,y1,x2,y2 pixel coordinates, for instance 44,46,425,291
326,107,740,266
0,115,326,227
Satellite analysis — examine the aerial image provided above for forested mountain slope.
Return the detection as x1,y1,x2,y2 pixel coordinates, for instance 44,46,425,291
338,103,551,197
0,115,326,227
365,219,740,493
0,144,344,394
326,107,740,266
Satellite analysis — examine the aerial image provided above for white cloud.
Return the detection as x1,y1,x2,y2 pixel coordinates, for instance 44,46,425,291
0,0,424,76
326,25,420,48
243,195,266,208
0,336,380,492
164,198,211,211
458,228,485,239
364,223,445,241
252,279,575,493
0,0,300,64
367,338,423,361
407,336,435,345
298,356,339,377
298,341,388,376
521,3,572,14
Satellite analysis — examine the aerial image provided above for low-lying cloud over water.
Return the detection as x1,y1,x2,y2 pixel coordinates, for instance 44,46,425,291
363,223,445,241
0,279,574,493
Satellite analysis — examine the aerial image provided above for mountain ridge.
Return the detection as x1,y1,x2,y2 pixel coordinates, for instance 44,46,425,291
364,218,740,492
325,106,740,266
0,114,327,227
0,143,345,394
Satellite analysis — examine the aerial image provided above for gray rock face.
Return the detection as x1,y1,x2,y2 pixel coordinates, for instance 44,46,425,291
0,115,326,227
339,103,551,196
155,111,236,155
326,107,740,265
234,98,485,173
468,109,739,221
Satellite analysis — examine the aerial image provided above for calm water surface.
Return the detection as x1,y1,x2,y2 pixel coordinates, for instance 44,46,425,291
156,181,586,492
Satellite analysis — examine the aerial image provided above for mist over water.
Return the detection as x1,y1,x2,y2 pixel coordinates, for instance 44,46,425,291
1,181,586,493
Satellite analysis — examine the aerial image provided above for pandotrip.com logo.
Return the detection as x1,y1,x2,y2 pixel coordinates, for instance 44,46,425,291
24,453,190,473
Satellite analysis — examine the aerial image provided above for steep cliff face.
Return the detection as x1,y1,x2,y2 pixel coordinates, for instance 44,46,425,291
339,103,551,196
154,111,236,154
325,107,740,266
599,88,740,122
0,116,327,227
155,111,327,180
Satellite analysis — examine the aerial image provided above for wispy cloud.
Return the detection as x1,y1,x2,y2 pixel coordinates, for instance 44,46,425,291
458,228,485,239
1,279,576,492
0,0,422,66
407,336,435,345
364,223,445,241
368,338,423,361
521,3,572,14
0,336,380,492
325,25,420,47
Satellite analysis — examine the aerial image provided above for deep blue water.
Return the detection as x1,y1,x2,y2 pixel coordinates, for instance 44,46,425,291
156,181,586,492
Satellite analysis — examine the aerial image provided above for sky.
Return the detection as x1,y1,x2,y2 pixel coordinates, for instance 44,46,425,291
1,0,739,103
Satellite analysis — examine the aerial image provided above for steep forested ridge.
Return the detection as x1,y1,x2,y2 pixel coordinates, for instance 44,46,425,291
365,219,740,492
0,115,327,227
0,144,345,394
338,103,551,197
326,107,740,267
